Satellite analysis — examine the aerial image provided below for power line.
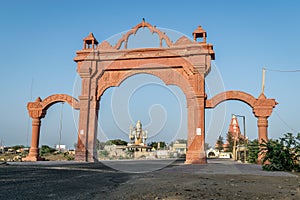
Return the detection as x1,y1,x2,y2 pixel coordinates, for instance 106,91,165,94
263,68,299,134
274,110,298,133
264,67,300,73
58,102,64,151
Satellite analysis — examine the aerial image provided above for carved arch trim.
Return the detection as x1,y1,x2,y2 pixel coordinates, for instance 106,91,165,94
27,94,80,118
97,69,196,101
113,20,173,50
205,91,257,108
41,94,80,110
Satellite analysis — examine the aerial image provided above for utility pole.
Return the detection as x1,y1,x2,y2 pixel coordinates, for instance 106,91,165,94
58,102,64,152
234,114,247,163
233,135,237,160
261,67,266,94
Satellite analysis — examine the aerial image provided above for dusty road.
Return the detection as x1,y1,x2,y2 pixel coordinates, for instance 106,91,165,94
0,159,299,200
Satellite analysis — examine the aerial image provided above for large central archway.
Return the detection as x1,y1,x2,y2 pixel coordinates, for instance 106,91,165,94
73,20,214,163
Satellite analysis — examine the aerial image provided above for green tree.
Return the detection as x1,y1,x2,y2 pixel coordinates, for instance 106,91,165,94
106,139,128,146
148,141,166,150
225,132,245,152
247,139,259,163
11,145,25,151
40,145,56,156
215,135,224,151
225,132,234,152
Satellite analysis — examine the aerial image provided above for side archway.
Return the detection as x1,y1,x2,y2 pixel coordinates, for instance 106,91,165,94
205,91,257,109
24,94,79,161
205,91,277,162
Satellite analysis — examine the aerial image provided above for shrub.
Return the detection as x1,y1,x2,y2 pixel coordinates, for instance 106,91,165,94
260,133,300,172
247,139,259,164
40,145,56,156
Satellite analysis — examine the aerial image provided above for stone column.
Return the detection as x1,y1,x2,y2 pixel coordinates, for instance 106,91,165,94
23,118,44,161
86,97,99,162
75,63,92,162
253,93,277,164
29,118,41,157
186,97,195,148
256,116,269,164
75,59,98,162
257,117,268,143
75,95,89,161
198,95,206,163
23,97,45,161
185,74,207,164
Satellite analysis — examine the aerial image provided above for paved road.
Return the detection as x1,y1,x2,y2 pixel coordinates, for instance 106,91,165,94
164,159,297,176
0,159,296,200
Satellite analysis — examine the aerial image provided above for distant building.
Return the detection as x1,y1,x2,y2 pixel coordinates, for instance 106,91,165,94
56,145,66,151
215,115,243,151
227,115,242,139
206,148,232,159
172,140,187,154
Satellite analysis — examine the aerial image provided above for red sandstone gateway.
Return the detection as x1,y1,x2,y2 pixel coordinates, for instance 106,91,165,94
24,20,277,163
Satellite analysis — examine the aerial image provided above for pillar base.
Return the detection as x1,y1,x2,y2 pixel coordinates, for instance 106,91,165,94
185,151,207,164
87,152,98,162
75,149,87,162
22,156,45,162
75,149,98,162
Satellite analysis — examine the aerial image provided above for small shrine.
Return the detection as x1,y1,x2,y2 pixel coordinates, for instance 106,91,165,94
127,120,152,152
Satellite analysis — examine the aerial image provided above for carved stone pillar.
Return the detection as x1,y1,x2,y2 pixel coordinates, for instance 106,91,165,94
253,93,277,164
86,97,99,162
75,94,90,161
23,97,45,161
185,95,207,164
186,97,195,148
75,60,98,162
257,117,268,142
23,118,43,161
185,74,207,164
75,64,92,161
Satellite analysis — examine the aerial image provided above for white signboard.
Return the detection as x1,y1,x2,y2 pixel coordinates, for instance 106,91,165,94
196,128,201,135
80,129,84,135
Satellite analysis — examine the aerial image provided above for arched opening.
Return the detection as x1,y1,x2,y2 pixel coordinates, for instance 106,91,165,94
40,103,78,153
97,73,188,161
208,151,215,157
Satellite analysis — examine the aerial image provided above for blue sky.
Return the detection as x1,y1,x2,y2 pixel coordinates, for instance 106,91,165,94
0,0,300,148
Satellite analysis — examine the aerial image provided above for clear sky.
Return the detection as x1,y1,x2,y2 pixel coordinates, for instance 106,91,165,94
1,0,300,149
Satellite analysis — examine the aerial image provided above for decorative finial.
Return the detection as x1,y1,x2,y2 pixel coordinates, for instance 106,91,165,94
142,18,145,22
35,97,42,102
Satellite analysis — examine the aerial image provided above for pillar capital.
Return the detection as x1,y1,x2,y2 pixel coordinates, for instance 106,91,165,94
253,93,277,118
27,97,46,119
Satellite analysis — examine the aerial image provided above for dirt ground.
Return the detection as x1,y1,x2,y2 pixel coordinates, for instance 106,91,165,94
108,171,299,200
1,159,299,200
